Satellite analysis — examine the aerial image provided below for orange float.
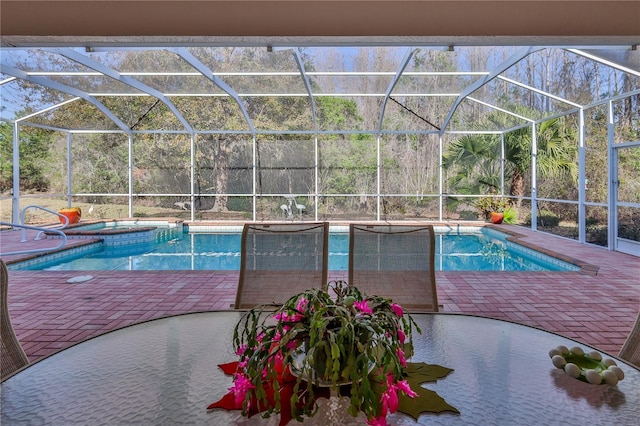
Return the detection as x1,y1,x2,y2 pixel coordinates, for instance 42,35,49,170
58,207,82,224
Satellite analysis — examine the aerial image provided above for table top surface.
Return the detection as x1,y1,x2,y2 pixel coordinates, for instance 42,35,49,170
2,311,639,425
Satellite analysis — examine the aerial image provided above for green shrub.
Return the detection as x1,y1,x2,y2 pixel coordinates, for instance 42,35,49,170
503,207,517,224
620,223,640,241
476,196,509,220
585,216,600,227
227,197,251,212
458,210,479,220
586,225,608,246
525,209,560,227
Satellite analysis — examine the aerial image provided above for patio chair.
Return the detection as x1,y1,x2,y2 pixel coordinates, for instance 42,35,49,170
348,224,439,312
1,259,29,380
619,310,640,368
234,222,329,309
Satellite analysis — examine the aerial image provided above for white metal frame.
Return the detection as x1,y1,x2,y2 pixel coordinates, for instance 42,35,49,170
1,46,638,255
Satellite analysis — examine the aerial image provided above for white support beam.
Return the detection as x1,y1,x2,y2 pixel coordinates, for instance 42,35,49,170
65,133,72,207
291,48,318,133
567,49,640,78
440,46,544,135
168,47,256,135
14,98,81,123
190,134,195,222
11,122,20,222
128,134,134,218
607,100,616,251
496,76,583,109
530,123,538,231
47,48,194,134
466,97,535,123
0,64,131,132
577,108,586,244
290,47,320,221
377,48,418,134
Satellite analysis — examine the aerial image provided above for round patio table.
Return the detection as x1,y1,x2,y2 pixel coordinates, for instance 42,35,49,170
2,312,638,425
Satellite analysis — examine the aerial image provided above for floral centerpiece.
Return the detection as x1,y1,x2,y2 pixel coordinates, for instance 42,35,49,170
210,280,424,425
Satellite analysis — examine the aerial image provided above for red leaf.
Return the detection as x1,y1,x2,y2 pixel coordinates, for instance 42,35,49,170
209,362,333,425
218,361,240,375
207,392,239,410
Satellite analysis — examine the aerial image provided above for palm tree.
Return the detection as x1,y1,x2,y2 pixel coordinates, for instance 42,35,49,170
444,132,502,196
444,107,578,207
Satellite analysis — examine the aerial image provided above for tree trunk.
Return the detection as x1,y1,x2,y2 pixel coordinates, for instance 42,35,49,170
509,167,525,208
210,136,229,212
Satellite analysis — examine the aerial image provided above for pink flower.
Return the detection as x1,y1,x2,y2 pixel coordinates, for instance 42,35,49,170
397,328,406,344
230,373,255,406
381,388,399,414
366,415,387,426
395,380,418,398
295,297,308,313
373,376,416,423
273,297,309,323
285,340,298,350
274,325,292,342
396,347,407,368
390,303,403,317
273,307,305,323
354,300,373,314
379,375,399,415
236,344,247,356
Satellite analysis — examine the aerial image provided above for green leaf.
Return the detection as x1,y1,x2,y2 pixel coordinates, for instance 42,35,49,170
370,362,459,420
330,342,340,360
398,386,459,420
404,361,454,382
399,362,459,419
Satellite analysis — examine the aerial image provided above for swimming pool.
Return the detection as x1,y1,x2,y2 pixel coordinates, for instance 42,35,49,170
11,225,579,272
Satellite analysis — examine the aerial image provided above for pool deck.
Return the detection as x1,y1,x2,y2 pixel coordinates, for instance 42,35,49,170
1,222,639,364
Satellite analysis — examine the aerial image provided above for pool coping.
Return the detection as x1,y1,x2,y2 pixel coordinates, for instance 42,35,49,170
488,225,599,275
4,219,599,274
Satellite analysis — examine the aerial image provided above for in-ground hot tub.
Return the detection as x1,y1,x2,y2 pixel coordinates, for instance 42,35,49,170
46,219,184,246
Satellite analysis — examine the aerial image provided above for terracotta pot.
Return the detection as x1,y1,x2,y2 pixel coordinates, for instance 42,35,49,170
58,207,82,225
490,211,504,224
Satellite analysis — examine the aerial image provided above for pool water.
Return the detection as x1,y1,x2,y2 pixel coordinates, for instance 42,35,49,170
14,230,578,272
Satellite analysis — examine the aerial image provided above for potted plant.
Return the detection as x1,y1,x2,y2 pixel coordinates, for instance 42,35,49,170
476,196,509,224
502,206,517,224
211,280,421,425
58,207,82,224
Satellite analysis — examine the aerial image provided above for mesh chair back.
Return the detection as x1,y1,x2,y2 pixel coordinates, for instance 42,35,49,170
619,310,640,368
348,224,438,312
1,259,29,381
234,222,329,309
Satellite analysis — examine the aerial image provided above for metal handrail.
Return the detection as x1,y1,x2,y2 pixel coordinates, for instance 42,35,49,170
0,222,68,256
19,205,69,242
